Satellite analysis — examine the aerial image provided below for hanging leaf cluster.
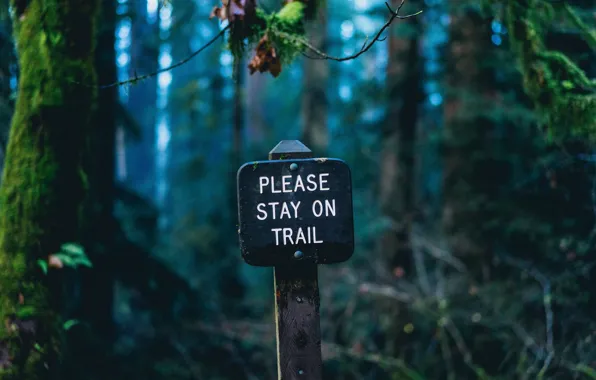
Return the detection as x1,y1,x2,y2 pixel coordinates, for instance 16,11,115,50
211,0,310,77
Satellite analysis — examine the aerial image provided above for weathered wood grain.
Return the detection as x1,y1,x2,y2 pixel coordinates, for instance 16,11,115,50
270,141,322,380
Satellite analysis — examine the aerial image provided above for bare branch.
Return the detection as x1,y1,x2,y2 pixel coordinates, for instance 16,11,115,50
92,0,420,88
294,0,423,62
499,256,556,377
359,282,413,303
98,24,230,89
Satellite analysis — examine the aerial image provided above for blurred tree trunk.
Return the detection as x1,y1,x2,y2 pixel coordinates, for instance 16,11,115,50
377,0,422,358
378,0,421,275
69,1,118,377
0,0,13,178
442,6,497,281
301,2,328,154
220,59,247,314
232,60,245,171
0,0,98,378
127,0,158,199
246,73,266,145
80,0,117,339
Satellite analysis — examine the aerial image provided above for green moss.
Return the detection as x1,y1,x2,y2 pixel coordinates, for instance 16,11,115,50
0,0,99,378
505,0,596,141
277,1,305,26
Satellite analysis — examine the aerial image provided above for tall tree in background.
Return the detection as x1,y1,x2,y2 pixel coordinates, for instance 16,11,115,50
0,0,98,377
127,0,158,199
377,0,422,358
301,0,328,153
70,1,118,378
441,5,498,279
378,0,421,278
0,0,13,178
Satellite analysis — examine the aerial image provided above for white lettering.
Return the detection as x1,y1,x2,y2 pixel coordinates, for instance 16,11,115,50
257,203,267,220
272,228,282,245
271,177,281,193
259,176,269,194
306,174,317,191
296,228,306,244
290,201,301,218
325,199,336,216
312,226,323,243
312,200,323,217
283,228,294,245
294,176,305,192
282,175,292,193
319,173,330,191
268,202,279,219
280,202,291,219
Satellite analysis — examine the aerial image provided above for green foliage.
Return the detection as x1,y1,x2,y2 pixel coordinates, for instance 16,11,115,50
41,243,93,271
265,1,306,64
36,259,47,274
15,305,36,319
62,319,80,331
228,2,307,67
504,0,596,141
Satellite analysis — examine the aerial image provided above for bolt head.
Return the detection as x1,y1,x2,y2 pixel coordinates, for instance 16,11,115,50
290,163,298,171
294,250,304,259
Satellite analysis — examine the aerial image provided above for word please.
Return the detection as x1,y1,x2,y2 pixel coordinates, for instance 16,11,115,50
259,173,330,194
257,200,336,220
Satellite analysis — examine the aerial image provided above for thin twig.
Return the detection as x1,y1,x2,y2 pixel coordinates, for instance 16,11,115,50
324,342,426,380
98,24,230,88
290,0,422,62
499,256,555,377
439,326,456,380
444,319,490,379
170,337,203,379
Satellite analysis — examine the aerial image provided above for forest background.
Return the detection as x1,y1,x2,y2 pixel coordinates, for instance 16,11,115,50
0,0,596,379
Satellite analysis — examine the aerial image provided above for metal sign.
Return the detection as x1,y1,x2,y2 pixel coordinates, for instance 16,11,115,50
237,157,354,267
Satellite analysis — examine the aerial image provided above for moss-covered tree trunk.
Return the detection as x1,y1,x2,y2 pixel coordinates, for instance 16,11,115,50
0,0,98,378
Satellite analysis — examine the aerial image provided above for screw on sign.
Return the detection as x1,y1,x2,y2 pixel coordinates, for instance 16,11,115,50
237,140,355,379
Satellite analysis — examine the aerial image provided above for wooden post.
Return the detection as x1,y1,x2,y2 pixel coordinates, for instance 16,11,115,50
237,139,353,379
269,141,322,380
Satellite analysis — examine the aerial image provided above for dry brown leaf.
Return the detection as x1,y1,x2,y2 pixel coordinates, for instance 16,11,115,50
248,35,282,78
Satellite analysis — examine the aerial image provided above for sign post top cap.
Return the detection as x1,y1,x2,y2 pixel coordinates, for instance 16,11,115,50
269,140,312,160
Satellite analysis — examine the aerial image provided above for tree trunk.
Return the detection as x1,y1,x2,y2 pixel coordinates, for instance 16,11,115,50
442,6,497,280
66,2,117,378
301,2,328,154
378,0,421,273
0,0,14,178
0,0,98,377
127,0,158,199
377,0,422,358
